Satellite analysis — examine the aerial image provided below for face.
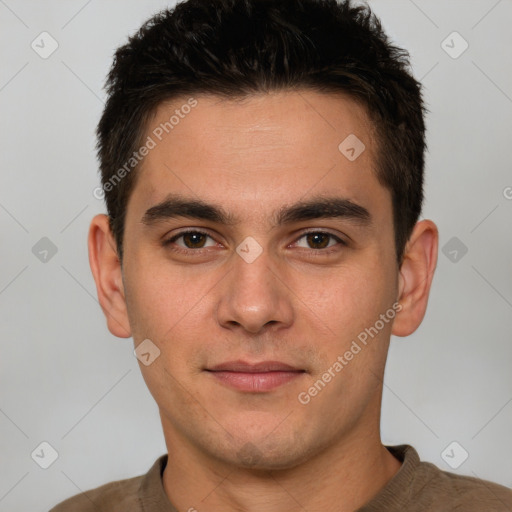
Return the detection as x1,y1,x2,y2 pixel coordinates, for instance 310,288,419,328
117,91,401,469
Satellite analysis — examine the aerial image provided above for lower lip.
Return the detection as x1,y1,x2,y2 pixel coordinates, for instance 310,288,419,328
207,371,304,392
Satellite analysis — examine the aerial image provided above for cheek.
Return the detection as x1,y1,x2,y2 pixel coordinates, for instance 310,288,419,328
125,266,213,398
291,261,394,334
123,259,213,345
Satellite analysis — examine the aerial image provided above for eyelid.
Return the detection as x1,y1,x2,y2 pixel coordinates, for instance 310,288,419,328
291,229,347,248
163,228,217,247
162,228,347,253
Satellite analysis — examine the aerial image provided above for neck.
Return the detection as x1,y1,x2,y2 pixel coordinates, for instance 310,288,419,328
161,422,402,512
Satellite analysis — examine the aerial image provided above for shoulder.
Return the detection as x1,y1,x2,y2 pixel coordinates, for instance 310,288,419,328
416,459,512,510
392,445,512,511
368,446,512,511
49,456,167,512
49,475,143,512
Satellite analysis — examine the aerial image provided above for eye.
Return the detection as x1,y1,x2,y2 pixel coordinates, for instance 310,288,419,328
163,230,217,250
294,231,345,250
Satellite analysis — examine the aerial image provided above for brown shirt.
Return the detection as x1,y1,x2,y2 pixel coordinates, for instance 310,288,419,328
49,445,512,511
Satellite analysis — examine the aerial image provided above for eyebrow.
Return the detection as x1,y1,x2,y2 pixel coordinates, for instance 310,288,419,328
140,193,372,228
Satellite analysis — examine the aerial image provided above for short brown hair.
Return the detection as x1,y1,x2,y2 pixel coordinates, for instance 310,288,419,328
96,0,426,266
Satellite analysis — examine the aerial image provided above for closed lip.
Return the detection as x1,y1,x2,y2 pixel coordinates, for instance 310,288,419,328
206,360,305,373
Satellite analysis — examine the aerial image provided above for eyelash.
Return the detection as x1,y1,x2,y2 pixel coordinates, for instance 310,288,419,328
162,229,347,255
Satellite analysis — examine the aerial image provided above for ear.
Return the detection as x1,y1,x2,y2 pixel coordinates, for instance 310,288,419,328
392,219,438,337
88,214,131,338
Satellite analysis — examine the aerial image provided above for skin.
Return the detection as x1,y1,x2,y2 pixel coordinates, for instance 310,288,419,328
88,90,438,512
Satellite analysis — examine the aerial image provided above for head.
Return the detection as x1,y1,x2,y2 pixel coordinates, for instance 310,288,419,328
96,0,426,269
89,0,437,471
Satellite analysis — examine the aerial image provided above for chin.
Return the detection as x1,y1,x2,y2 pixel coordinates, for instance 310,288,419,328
212,431,317,471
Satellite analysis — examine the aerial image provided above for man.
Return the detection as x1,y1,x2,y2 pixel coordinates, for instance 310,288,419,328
51,0,512,510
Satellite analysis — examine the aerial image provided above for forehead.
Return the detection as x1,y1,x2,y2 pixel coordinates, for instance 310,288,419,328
127,90,389,224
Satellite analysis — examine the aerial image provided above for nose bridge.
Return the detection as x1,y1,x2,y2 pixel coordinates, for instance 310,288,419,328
216,244,293,333
234,247,274,298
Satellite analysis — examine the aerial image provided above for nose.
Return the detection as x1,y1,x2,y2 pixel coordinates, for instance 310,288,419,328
215,247,294,335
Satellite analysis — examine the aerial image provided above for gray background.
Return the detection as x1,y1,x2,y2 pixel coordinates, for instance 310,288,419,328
1,0,511,510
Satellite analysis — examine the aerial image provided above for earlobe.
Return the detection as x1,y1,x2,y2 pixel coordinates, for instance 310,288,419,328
88,214,132,338
392,219,438,338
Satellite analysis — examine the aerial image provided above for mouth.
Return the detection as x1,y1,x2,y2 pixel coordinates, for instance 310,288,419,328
204,360,306,392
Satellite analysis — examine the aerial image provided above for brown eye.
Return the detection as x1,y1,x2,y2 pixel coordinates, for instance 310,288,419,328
182,232,207,248
295,231,344,251
163,230,217,250
306,232,331,249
